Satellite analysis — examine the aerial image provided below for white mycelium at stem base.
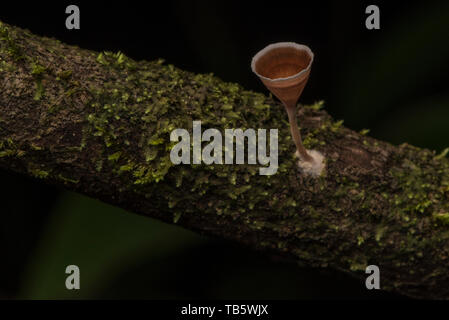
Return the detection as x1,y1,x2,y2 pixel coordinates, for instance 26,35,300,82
296,149,325,177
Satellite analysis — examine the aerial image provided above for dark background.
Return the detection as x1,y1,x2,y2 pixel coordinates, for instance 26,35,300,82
0,0,448,299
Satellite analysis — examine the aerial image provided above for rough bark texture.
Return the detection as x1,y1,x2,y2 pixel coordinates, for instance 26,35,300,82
1,21,449,299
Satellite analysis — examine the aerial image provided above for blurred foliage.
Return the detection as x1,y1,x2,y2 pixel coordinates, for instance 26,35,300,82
19,192,203,299
334,1,449,151
18,191,398,299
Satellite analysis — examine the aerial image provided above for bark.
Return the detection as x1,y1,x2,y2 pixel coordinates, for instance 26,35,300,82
1,21,449,299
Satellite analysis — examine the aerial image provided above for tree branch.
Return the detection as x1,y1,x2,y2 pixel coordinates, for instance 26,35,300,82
1,21,449,299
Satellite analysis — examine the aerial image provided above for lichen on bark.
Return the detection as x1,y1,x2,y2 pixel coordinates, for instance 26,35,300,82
1,21,449,299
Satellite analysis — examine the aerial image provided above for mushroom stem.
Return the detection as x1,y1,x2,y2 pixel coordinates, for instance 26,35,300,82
285,104,314,163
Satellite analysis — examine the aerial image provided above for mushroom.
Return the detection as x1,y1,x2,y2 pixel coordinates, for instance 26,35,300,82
251,42,325,176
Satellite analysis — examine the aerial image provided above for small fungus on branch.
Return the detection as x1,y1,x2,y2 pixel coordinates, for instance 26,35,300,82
251,42,325,176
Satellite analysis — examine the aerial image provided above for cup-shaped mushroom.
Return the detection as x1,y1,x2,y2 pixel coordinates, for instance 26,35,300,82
251,42,313,109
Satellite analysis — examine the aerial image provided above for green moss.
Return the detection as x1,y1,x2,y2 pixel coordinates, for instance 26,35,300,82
96,52,107,65
331,119,344,132
0,22,24,60
0,138,23,158
0,58,16,72
108,151,121,161
27,164,50,179
435,147,449,160
357,235,365,246
56,69,72,80
0,149,15,158
119,163,134,172
359,129,370,135
30,62,46,76
33,79,44,101
58,174,79,184
309,100,324,110
433,212,449,226
389,152,449,217
95,159,103,172
173,212,182,223
30,143,43,150
97,51,133,69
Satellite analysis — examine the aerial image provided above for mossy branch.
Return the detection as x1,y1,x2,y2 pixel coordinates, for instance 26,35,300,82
1,21,449,299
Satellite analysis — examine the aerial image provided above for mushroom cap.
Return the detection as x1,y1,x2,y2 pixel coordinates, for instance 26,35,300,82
251,42,314,107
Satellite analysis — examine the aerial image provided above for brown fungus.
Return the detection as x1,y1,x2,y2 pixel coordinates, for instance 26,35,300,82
251,42,325,176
